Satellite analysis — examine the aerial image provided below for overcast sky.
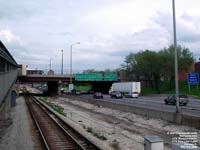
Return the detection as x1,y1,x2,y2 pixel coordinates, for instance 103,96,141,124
0,0,200,73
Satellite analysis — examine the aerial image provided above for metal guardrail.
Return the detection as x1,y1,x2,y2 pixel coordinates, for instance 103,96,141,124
0,70,18,105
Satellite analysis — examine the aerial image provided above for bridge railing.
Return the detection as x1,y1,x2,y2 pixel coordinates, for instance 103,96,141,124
0,70,18,105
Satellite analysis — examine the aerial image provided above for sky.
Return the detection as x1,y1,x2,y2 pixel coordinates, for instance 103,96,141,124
0,0,200,73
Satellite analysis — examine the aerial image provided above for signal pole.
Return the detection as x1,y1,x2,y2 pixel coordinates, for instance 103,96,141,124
61,49,63,75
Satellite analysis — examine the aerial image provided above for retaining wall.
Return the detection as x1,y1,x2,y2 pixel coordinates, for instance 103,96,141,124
87,99,200,129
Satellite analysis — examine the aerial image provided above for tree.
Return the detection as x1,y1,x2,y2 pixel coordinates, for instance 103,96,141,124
122,50,162,90
82,68,119,74
82,69,97,73
121,45,194,92
159,45,194,89
135,50,162,90
121,53,136,80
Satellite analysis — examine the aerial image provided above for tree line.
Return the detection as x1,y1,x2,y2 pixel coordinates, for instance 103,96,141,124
121,45,194,92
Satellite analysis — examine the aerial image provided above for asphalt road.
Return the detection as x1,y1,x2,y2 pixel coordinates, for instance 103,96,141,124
78,94,200,116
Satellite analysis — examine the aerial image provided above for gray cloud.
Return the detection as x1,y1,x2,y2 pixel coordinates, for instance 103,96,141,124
47,32,72,36
0,0,200,72
154,12,200,44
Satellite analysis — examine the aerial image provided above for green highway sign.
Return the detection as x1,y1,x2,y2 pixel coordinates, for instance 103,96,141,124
104,73,118,81
75,73,103,81
75,73,118,81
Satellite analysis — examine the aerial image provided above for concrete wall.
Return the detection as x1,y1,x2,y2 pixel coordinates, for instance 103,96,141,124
0,87,15,119
0,70,17,104
0,70,17,119
89,100,200,129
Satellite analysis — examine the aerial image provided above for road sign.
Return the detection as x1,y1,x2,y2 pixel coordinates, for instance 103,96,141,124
75,73,103,81
104,73,118,81
69,84,74,91
187,73,199,85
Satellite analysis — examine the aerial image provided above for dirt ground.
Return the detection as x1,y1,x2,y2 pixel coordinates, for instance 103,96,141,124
46,96,200,150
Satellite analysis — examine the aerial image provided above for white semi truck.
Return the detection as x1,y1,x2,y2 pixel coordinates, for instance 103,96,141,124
109,82,141,98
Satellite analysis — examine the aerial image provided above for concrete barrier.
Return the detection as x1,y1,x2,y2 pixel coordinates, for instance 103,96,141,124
87,99,200,129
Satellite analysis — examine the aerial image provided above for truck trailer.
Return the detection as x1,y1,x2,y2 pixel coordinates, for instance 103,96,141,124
109,82,141,98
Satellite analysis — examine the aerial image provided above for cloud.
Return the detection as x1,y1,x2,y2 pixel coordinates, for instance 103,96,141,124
0,28,25,58
0,29,20,43
0,0,200,72
47,32,72,36
154,12,200,44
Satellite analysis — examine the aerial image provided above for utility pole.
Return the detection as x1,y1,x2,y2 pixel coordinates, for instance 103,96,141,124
70,45,72,84
61,49,63,75
69,42,80,86
172,0,180,113
49,58,52,71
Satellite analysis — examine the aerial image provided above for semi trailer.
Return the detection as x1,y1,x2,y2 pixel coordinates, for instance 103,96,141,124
109,82,141,98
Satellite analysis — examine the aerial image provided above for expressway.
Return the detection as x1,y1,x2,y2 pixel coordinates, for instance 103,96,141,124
78,94,200,116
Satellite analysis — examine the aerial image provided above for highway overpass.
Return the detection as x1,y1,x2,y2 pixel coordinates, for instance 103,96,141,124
17,74,118,94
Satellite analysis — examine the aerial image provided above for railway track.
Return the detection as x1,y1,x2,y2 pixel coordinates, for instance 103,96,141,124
25,95,100,150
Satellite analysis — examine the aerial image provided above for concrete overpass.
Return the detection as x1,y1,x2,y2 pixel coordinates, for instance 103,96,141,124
17,74,118,94
18,75,71,83
18,75,71,95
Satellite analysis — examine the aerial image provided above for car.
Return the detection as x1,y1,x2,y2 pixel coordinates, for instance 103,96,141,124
75,91,81,95
93,92,103,99
124,92,139,98
110,91,123,99
88,90,94,94
164,94,189,106
71,89,77,95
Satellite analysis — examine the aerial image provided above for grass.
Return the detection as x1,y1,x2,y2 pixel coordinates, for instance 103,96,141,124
74,85,92,92
39,97,66,116
141,80,200,98
111,139,120,150
59,84,92,93
84,126,107,141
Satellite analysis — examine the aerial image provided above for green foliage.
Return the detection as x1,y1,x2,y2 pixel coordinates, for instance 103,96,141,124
82,68,119,74
39,97,66,116
74,84,92,92
159,45,194,81
141,80,200,98
86,127,93,133
84,126,107,140
122,45,194,93
111,139,120,150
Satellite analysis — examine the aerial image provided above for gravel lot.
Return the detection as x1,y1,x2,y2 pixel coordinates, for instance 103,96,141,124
46,96,200,150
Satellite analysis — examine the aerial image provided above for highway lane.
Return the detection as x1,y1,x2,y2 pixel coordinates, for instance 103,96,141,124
106,95,200,108
80,94,200,116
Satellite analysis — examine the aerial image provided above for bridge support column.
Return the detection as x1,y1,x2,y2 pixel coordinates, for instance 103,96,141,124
47,81,58,96
92,82,113,94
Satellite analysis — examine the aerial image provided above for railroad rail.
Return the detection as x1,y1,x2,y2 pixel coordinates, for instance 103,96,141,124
25,95,100,150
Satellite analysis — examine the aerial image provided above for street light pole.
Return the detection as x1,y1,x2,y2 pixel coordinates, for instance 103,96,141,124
61,49,63,75
70,42,80,86
172,0,180,113
70,45,72,84
49,58,52,71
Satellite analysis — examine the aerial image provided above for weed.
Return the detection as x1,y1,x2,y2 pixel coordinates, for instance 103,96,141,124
39,97,66,116
85,127,107,141
86,127,93,133
111,139,120,150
